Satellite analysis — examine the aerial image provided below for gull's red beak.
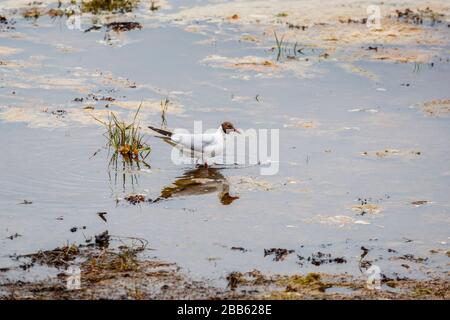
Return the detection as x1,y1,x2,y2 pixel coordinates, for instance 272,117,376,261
234,128,241,134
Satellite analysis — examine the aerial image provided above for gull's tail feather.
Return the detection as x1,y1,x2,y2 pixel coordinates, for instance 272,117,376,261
148,125,172,137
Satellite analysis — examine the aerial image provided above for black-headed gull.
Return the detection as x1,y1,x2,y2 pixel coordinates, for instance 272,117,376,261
148,122,240,167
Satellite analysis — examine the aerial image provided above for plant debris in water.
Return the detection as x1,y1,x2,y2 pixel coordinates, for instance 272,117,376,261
19,244,80,269
124,194,147,205
7,233,21,240
392,254,428,264
0,15,15,31
95,231,110,248
361,149,421,158
3,245,449,299
22,7,42,20
264,248,295,261
106,21,142,32
421,99,450,117
224,269,449,299
2,239,245,299
97,211,108,222
394,7,444,25
49,109,67,117
411,200,428,206
74,93,116,103
351,202,382,215
231,246,248,252
298,252,347,266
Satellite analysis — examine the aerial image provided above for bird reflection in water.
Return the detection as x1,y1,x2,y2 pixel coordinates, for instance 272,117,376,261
157,167,239,205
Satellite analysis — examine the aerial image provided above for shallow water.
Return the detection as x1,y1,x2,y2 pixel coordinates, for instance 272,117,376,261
0,0,449,287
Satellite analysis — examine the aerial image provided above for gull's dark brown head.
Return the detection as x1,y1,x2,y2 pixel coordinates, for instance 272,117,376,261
221,121,240,134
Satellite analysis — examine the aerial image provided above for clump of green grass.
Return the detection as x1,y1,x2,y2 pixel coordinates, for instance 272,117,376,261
273,31,285,61
273,31,305,61
94,104,151,166
81,0,139,14
160,97,169,128
276,12,288,17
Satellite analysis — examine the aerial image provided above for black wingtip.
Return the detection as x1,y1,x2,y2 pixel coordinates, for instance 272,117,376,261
148,125,172,137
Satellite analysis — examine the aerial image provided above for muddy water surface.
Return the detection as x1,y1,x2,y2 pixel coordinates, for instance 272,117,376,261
0,0,449,290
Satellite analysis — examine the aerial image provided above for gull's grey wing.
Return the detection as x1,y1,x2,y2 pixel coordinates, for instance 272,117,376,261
172,133,216,152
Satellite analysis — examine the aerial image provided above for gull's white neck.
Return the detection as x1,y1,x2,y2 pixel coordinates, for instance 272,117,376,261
216,126,225,136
